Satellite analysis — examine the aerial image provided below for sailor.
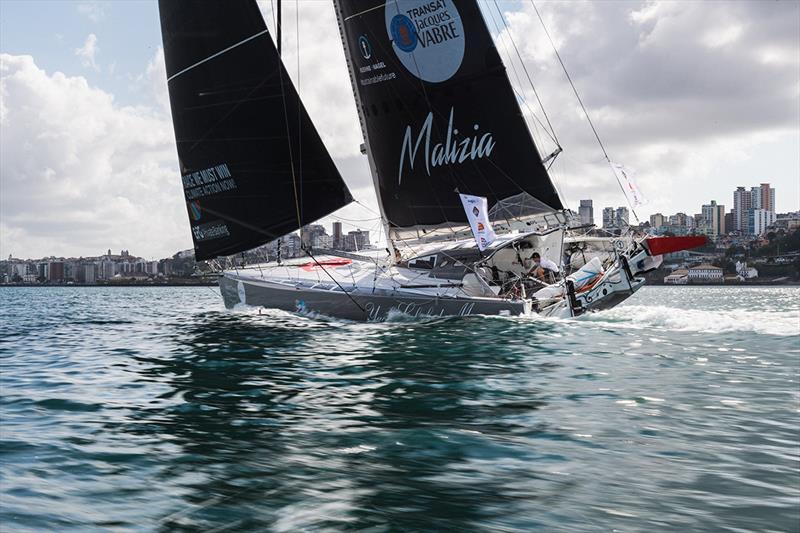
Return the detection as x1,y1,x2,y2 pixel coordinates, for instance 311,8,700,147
527,252,559,282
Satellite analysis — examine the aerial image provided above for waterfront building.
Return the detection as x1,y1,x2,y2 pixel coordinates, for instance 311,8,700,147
664,268,689,285
769,211,800,231
283,233,303,258
735,261,758,280
145,261,159,276
602,207,615,229
11,263,28,279
649,213,665,228
48,261,65,282
701,200,726,238
669,212,691,227
688,264,723,282
344,230,370,251
750,183,775,212
312,234,332,250
100,260,115,280
748,209,777,236
733,186,751,232
85,264,97,284
724,211,734,234
301,224,327,249
332,222,343,249
578,200,594,226
694,213,707,233
615,207,629,228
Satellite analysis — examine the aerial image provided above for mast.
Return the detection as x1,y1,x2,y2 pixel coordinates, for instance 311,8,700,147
332,0,397,261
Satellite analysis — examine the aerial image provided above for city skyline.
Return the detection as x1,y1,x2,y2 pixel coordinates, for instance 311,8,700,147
6,180,796,264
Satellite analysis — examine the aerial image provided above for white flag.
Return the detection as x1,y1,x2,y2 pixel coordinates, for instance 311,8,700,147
610,162,647,207
459,193,496,251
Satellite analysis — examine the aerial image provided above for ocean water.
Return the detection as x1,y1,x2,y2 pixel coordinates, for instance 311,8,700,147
1,286,798,532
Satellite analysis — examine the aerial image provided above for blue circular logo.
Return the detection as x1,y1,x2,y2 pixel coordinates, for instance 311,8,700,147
385,1,465,83
390,14,417,53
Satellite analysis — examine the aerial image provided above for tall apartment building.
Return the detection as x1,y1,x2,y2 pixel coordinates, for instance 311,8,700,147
734,183,776,234
48,261,65,282
344,230,370,251
751,183,775,212
578,199,594,226
649,213,665,228
615,207,629,228
701,200,726,237
602,207,615,229
748,209,777,236
332,221,343,249
733,186,751,232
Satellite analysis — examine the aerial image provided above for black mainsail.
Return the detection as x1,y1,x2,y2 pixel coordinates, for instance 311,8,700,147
334,0,563,240
159,0,352,260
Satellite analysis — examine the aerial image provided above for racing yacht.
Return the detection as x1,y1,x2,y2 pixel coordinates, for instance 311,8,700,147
158,0,704,321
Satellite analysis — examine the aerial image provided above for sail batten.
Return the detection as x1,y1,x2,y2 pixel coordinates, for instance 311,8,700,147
159,0,352,260
335,0,563,240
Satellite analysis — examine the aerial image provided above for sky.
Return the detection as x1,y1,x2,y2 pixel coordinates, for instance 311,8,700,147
1,0,798,260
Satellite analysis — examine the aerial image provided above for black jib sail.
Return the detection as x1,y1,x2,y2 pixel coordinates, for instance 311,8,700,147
159,0,352,260
334,0,563,238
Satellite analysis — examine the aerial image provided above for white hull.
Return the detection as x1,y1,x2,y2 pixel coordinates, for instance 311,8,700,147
218,234,657,321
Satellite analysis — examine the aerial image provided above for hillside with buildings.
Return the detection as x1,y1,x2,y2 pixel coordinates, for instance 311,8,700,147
3,183,797,286
0,223,372,286
578,182,799,284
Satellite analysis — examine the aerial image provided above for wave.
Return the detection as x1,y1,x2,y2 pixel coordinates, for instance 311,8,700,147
583,304,799,337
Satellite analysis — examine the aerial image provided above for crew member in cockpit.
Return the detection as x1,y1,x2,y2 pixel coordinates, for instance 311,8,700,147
526,252,559,282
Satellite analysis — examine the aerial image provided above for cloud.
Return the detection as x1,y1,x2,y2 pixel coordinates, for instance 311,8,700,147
0,54,187,259
77,2,106,23
74,33,99,71
492,0,799,215
255,1,366,161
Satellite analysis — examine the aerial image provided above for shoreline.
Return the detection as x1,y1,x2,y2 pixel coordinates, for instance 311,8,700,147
1,282,797,288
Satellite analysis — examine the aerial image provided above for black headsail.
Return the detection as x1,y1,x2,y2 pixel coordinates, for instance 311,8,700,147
159,0,352,260
333,0,563,240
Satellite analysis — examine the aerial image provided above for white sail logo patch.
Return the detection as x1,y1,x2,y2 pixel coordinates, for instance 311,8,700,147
385,0,465,83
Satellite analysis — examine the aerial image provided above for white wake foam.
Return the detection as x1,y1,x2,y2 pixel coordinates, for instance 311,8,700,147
584,304,799,337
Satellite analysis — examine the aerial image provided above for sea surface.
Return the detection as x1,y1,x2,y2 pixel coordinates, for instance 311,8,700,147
1,286,798,532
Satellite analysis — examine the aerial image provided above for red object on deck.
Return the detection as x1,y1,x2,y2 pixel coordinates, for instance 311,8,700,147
299,258,353,271
645,236,707,256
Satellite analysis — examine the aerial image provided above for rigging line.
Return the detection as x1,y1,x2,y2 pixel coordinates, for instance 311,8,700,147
331,214,382,223
493,0,559,147
484,0,555,147
531,0,605,159
296,0,303,228
275,28,303,232
530,0,638,222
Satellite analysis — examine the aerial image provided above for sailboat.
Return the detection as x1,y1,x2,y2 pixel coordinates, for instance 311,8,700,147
158,0,704,321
